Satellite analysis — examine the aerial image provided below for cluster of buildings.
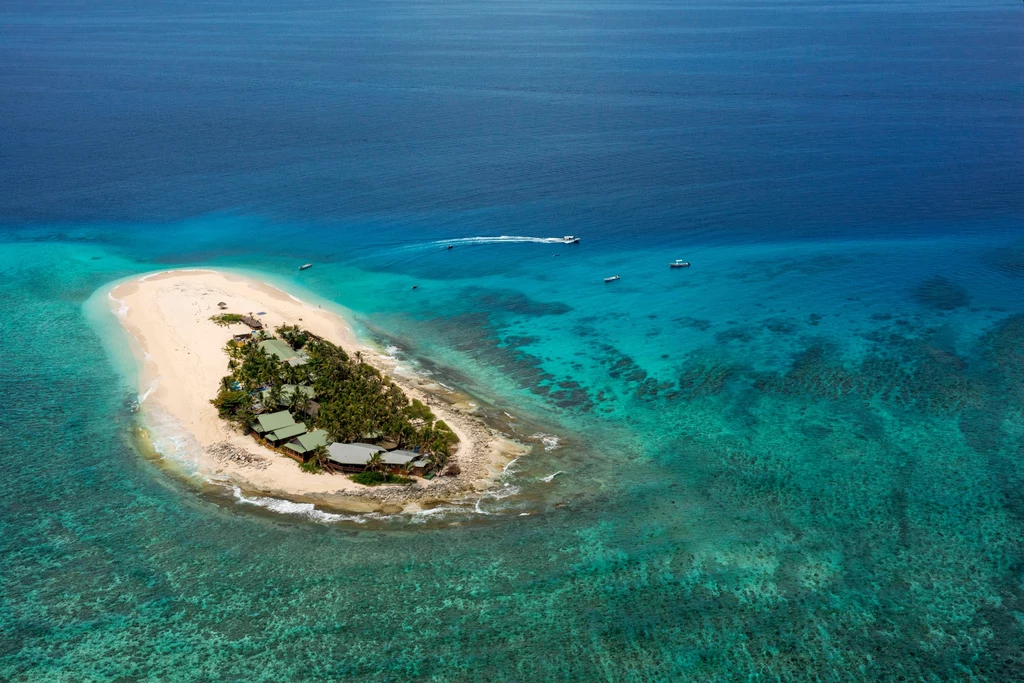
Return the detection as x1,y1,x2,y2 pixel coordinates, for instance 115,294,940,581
229,316,430,476
250,410,429,475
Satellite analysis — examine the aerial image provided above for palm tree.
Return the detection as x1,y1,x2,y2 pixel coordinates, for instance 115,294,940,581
267,384,285,410
308,445,330,474
427,450,446,473
367,452,384,474
291,390,310,416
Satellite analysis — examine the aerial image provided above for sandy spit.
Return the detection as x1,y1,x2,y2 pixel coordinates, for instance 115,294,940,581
109,269,525,513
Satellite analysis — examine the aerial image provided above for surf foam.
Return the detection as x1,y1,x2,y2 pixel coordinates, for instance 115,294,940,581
229,485,367,524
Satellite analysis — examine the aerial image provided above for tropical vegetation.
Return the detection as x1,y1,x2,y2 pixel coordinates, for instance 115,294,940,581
209,313,245,326
211,323,459,474
351,471,411,486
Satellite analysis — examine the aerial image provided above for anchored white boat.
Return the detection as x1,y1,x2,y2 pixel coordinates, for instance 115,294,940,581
299,263,312,271
669,260,690,268
604,275,620,283
563,236,580,244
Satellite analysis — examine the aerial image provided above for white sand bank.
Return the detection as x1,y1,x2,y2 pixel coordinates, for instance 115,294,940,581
109,269,524,513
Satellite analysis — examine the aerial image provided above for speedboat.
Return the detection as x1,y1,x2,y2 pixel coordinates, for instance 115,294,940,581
299,263,312,271
604,275,620,283
563,236,580,244
669,260,690,268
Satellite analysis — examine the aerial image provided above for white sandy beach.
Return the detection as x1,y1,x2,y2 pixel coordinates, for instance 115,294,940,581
109,269,523,512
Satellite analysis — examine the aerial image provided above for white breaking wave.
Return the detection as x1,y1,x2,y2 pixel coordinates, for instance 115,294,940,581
531,433,561,451
406,505,468,523
473,483,522,515
142,407,203,473
229,485,367,524
139,378,160,403
540,471,565,483
108,291,129,318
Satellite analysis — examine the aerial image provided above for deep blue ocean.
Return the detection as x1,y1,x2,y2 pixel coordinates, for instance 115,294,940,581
2,0,1022,679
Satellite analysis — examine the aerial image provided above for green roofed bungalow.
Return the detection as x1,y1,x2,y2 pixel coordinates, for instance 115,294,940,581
285,429,331,457
251,410,295,434
268,422,306,442
258,339,297,361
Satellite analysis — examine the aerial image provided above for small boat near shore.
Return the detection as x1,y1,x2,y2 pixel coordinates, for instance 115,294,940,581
299,263,312,271
563,236,580,244
669,260,690,268
604,275,620,283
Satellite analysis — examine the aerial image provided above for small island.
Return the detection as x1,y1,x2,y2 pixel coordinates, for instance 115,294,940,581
211,318,459,485
109,269,521,512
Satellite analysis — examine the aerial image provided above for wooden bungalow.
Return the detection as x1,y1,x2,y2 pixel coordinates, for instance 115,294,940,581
266,422,306,444
257,338,296,361
250,410,306,444
240,315,264,330
325,443,383,473
380,450,418,474
284,429,331,462
257,339,309,367
250,410,294,436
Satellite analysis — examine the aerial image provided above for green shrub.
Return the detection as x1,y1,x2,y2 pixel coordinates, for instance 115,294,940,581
351,471,411,486
210,313,244,326
211,389,250,419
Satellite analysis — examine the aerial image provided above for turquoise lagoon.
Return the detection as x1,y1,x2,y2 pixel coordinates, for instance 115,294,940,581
2,0,1023,678
2,219,1024,680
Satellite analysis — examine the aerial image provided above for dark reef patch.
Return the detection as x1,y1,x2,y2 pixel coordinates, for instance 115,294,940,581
765,318,798,335
983,243,1024,279
672,316,713,331
912,276,970,311
981,314,1024,407
735,254,856,282
678,363,734,399
466,288,572,317
752,341,981,414
502,335,539,348
715,326,760,344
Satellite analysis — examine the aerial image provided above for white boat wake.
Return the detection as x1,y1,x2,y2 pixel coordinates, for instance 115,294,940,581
431,236,567,247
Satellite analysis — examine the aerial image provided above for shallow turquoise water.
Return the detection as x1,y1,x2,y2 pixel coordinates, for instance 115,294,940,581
2,0,1023,678
3,222,1024,680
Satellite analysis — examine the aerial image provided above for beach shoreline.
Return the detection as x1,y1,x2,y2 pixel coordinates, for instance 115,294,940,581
108,269,526,513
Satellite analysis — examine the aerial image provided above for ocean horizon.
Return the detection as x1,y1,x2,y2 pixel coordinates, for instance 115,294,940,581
2,0,1022,679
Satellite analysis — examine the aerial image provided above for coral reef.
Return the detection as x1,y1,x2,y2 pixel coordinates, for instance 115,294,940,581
912,276,970,310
